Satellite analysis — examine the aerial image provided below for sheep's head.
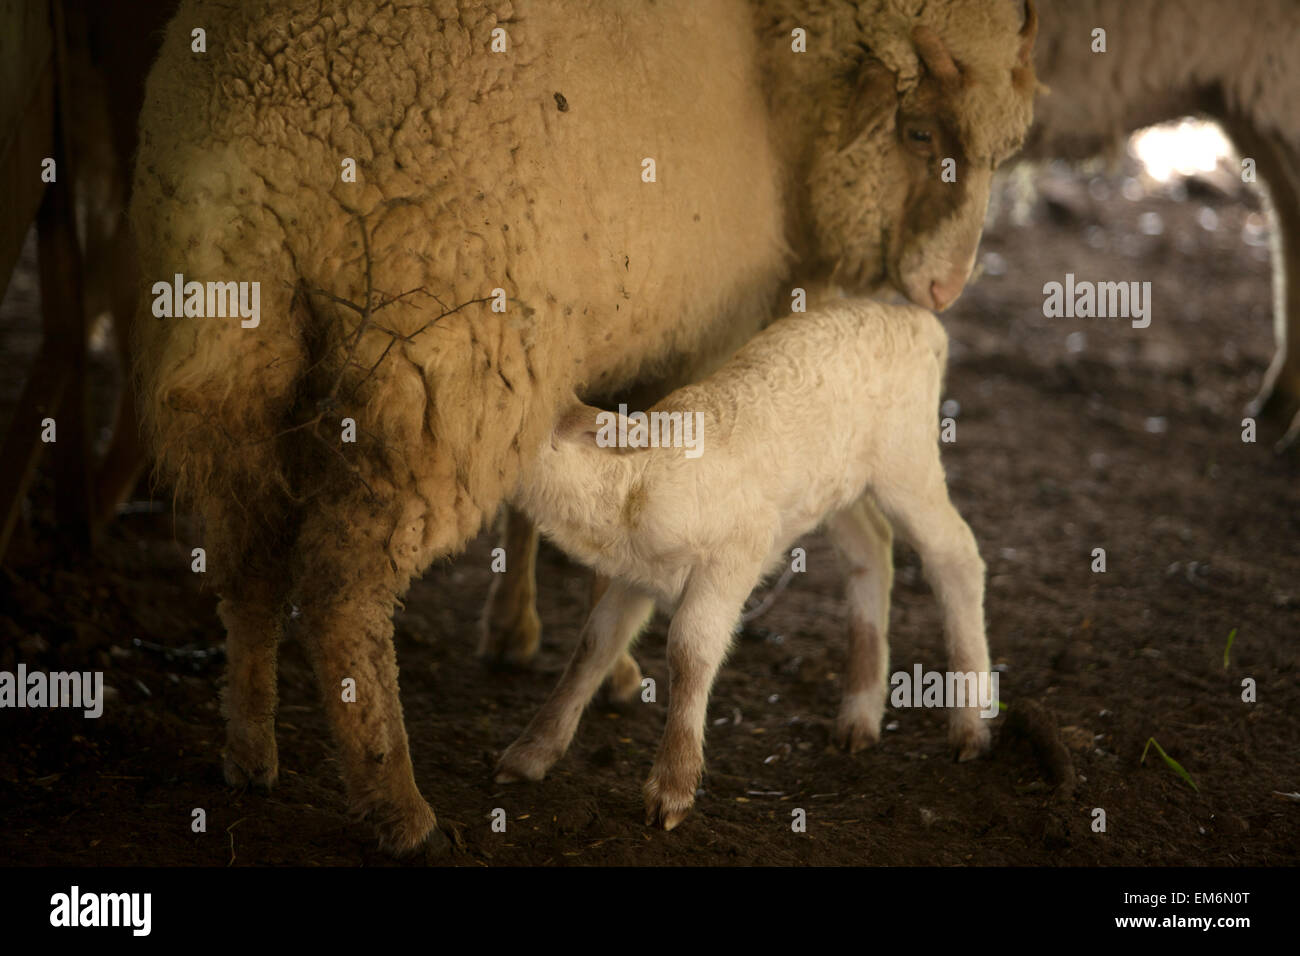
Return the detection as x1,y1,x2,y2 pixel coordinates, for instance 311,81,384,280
794,0,1037,310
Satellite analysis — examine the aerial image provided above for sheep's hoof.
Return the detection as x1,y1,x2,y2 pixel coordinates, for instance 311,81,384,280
643,771,696,831
1246,374,1300,452
949,717,992,763
415,824,454,862
597,652,644,708
494,739,555,784
222,725,278,791
370,799,442,859
833,715,881,755
477,606,543,670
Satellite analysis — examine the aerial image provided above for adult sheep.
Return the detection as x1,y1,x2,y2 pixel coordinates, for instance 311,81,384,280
1023,0,1300,448
131,0,1037,856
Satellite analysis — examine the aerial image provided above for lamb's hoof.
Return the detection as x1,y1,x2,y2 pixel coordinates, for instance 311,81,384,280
477,607,543,670
643,772,696,831
222,726,278,791
494,738,556,784
950,717,992,763
833,715,881,755
597,653,644,708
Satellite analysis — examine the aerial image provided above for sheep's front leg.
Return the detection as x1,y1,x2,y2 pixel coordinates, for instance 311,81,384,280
496,581,654,783
478,506,543,667
879,475,992,761
645,571,751,830
825,495,894,754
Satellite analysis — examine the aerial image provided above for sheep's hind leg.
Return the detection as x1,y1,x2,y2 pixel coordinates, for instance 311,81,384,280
496,580,654,783
207,502,293,791
590,573,646,705
1231,120,1300,448
645,568,753,830
825,494,894,754
478,508,645,702
478,506,543,667
876,470,992,762
219,575,288,790
292,500,444,857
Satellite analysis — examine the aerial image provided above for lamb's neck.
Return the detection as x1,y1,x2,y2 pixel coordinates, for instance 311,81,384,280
516,442,642,566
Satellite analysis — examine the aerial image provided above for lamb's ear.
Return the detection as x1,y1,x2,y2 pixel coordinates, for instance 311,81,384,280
839,56,898,150
553,403,609,448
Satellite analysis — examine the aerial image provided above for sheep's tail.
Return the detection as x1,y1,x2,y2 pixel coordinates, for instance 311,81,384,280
129,213,312,528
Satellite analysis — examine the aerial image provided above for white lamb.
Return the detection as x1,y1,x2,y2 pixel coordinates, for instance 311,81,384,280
497,298,992,829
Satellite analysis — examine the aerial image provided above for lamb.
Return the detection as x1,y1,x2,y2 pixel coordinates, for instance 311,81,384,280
496,297,991,829
130,0,1035,855
1022,0,1300,448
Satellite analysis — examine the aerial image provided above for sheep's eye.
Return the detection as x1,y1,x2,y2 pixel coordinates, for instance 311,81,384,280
903,125,936,156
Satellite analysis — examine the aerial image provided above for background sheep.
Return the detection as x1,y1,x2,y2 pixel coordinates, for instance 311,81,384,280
1023,0,1300,447
131,0,1035,855
497,299,989,830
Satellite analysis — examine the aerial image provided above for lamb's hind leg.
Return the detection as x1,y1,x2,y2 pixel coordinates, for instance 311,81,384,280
877,470,992,762
496,580,655,783
825,495,894,754
292,496,442,856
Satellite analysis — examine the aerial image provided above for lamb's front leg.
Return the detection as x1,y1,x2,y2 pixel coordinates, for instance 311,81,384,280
880,476,992,761
496,581,654,783
645,570,752,830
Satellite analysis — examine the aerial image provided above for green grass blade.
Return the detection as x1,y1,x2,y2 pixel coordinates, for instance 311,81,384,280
1141,736,1199,792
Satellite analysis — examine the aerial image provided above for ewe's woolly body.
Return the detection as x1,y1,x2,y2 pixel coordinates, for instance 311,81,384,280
134,0,788,571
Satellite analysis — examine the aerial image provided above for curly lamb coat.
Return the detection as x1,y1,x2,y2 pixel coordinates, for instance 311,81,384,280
131,0,1036,854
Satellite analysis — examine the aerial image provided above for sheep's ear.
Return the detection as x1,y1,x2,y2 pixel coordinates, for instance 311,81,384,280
553,403,606,447
839,56,898,150
1017,0,1038,67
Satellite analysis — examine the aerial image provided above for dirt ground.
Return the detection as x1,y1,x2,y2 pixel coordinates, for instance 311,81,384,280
1,151,1297,867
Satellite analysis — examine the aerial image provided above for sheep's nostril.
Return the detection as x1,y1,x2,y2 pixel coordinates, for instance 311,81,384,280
930,280,951,311
929,274,965,311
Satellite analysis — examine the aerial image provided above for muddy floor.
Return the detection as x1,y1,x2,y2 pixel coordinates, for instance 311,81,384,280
1,153,1297,867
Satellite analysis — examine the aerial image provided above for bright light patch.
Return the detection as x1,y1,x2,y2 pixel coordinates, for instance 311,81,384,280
1129,119,1234,183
